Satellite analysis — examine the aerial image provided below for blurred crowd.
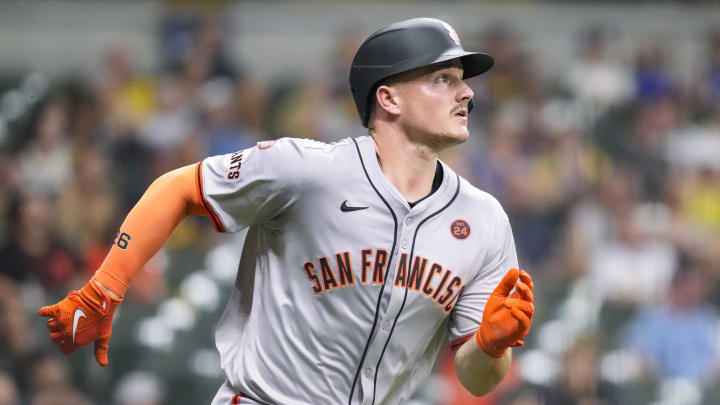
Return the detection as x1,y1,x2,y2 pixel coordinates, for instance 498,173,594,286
1,3,719,405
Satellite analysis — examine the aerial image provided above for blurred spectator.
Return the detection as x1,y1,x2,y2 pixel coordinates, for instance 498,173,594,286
20,352,92,405
26,352,71,392
139,74,206,178
113,370,166,405
565,167,626,278
18,100,73,196
235,79,271,144
159,8,238,82
57,147,117,273
665,120,720,176
29,391,91,405
97,44,156,141
588,203,677,305
123,253,168,306
634,44,674,102
497,383,553,405
702,30,720,105
139,75,196,152
480,24,541,105
0,193,81,292
565,26,634,117
546,337,618,405
630,97,680,199
107,134,155,214
326,26,362,98
0,276,33,358
624,258,720,383
470,103,522,197
200,78,259,155
159,6,198,72
317,29,367,142
506,99,597,266
65,82,103,150
271,79,329,140
0,155,21,244
93,43,157,213
0,371,20,405
185,16,239,83
594,96,679,200
665,97,720,257
666,166,720,267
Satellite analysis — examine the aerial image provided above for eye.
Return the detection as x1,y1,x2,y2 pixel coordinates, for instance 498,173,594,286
437,74,450,84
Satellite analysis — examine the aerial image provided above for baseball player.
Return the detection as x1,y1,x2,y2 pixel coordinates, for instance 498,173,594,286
38,18,534,404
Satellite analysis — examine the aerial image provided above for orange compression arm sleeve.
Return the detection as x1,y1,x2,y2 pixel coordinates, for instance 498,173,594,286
92,163,208,297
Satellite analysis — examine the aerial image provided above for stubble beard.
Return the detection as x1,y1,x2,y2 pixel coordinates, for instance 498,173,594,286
402,109,469,153
413,126,468,153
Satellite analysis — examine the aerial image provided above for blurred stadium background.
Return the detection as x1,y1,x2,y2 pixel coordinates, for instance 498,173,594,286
1,0,720,404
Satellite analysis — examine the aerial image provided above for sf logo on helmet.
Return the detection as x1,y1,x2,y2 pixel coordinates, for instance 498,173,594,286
441,22,461,46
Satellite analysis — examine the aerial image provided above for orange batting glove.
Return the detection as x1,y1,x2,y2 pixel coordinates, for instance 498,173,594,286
475,268,534,358
38,279,122,366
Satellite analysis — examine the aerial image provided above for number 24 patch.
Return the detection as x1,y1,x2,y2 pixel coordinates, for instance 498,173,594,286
450,220,470,240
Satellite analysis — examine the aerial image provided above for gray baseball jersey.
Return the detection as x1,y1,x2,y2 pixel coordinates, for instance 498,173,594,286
198,135,518,405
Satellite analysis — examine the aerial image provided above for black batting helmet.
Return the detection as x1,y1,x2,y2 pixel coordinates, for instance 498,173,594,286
349,18,494,127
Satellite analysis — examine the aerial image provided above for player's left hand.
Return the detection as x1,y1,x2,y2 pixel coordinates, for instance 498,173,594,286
475,268,534,358
38,280,122,366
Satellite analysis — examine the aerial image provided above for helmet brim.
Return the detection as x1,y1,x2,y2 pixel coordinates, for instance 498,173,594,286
429,51,495,79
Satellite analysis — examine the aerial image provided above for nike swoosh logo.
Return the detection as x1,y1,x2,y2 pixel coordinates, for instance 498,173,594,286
72,308,87,344
340,200,368,212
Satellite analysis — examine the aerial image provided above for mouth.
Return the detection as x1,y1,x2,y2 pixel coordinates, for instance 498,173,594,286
454,108,468,119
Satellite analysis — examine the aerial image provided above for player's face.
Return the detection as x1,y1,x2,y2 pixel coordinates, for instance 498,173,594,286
395,61,474,149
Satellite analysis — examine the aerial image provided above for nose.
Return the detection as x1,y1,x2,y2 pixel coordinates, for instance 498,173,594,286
458,80,474,104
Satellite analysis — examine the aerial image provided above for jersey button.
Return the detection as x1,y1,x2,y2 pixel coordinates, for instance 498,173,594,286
382,320,390,330
402,240,408,249
365,368,374,378
406,217,412,225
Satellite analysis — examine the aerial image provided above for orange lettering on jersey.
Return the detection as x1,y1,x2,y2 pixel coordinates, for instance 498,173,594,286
422,263,443,297
304,250,465,311
319,257,338,291
444,285,465,312
360,249,373,284
336,252,354,286
438,276,462,306
408,256,428,292
372,250,388,284
303,261,322,295
432,270,451,300
394,253,409,287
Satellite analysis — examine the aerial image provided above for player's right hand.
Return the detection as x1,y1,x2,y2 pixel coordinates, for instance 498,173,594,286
475,268,534,358
38,279,122,366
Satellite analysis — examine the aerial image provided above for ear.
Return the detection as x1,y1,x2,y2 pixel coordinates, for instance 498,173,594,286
375,85,402,118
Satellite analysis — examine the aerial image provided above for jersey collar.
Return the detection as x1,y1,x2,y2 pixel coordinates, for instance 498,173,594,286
356,135,458,216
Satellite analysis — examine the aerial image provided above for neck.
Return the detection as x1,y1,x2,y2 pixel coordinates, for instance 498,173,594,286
370,124,439,202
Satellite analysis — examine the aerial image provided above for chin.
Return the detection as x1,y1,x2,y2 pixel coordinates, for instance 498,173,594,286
447,123,470,143
454,127,470,142
407,119,469,150
426,128,467,150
